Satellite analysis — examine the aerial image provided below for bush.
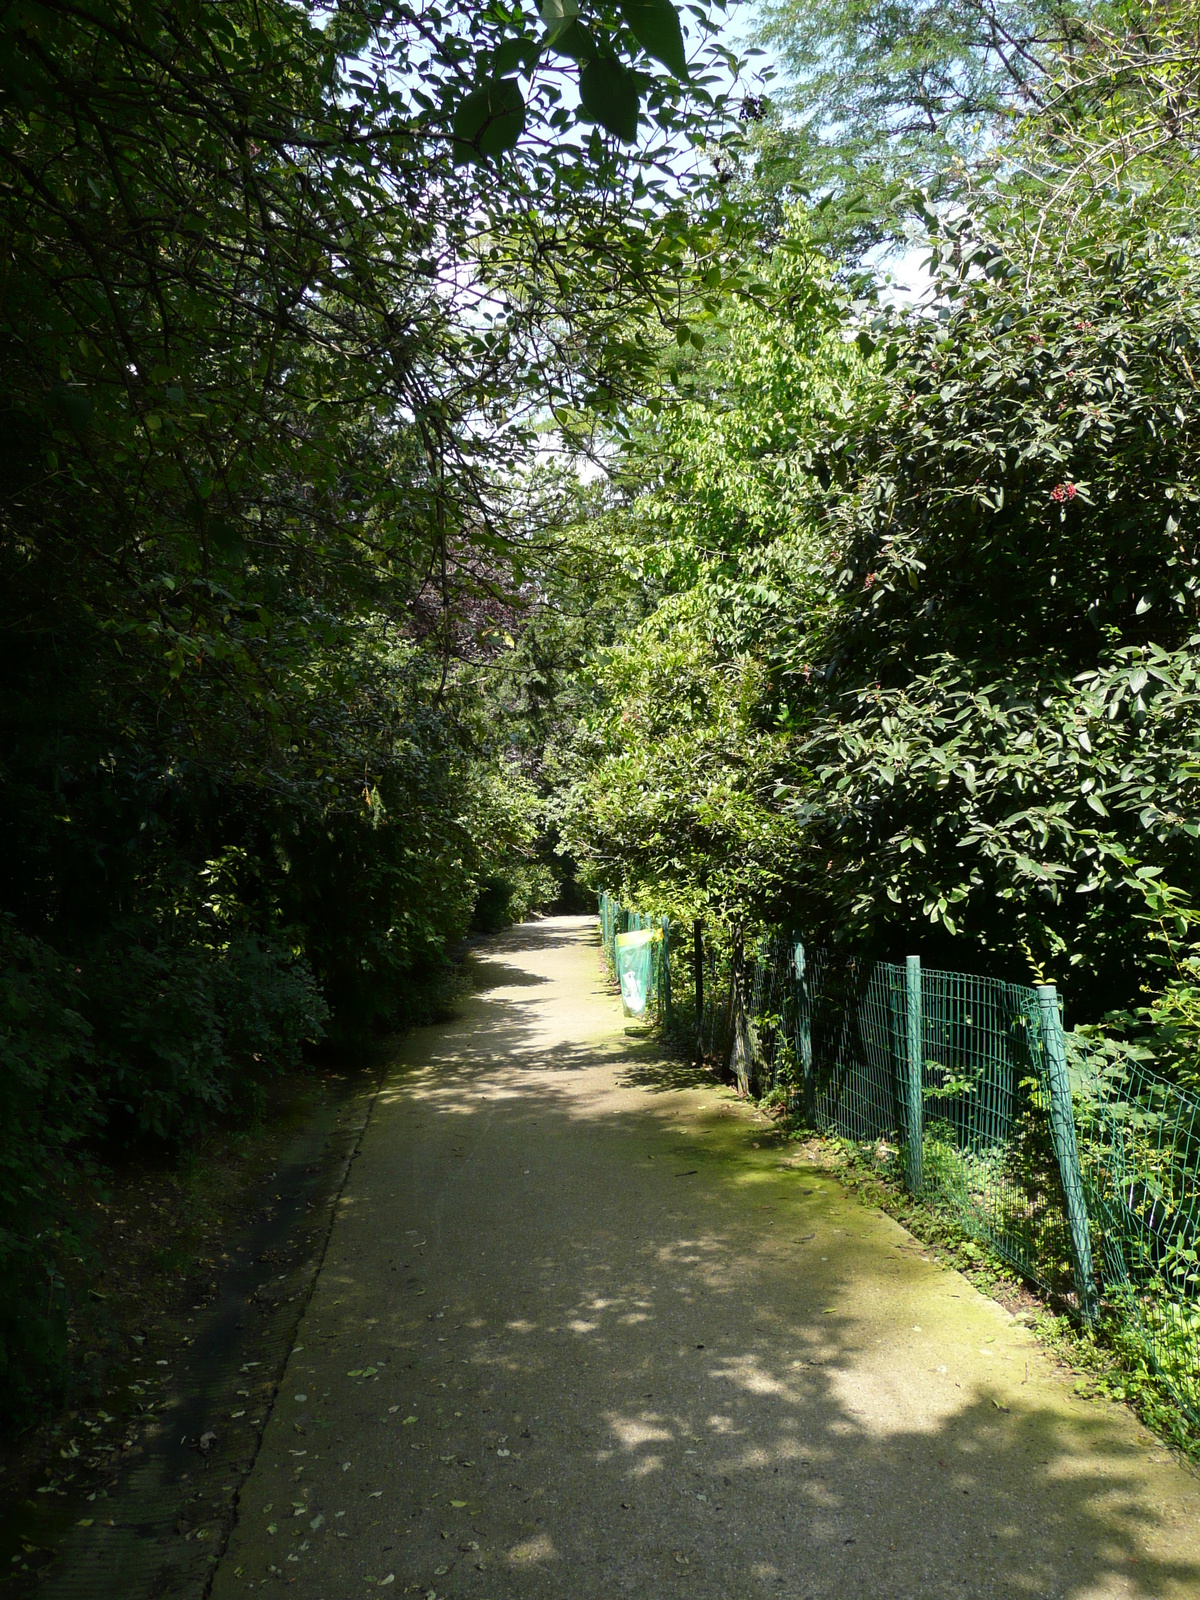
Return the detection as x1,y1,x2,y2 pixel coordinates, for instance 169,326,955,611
472,863,561,933
89,929,329,1144
0,922,98,1427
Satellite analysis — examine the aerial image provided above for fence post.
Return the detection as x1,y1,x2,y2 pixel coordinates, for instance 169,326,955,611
903,956,924,1195
793,939,815,1123
1036,984,1099,1325
660,918,672,1031
693,920,704,1065
722,926,743,1085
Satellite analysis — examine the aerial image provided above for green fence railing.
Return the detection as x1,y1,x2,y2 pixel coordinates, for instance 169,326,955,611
600,895,1200,1435
598,889,673,1028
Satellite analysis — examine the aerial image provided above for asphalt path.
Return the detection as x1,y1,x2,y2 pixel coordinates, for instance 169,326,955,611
210,915,1200,1600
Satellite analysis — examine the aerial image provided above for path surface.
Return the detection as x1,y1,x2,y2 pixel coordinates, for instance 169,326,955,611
211,917,1200,1600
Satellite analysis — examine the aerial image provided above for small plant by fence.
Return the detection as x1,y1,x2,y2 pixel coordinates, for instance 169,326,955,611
598,892,1200,1435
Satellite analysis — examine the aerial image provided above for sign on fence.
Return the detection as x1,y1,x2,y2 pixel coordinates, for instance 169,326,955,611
615,927,661,1017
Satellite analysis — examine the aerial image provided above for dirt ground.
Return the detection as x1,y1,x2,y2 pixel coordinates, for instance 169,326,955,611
201,915,1200,1600
0,1067,379,1600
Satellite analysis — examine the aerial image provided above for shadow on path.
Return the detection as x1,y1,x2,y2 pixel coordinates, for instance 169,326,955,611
212,916,1200,1600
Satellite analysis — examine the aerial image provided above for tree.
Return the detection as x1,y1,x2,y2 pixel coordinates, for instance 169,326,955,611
0,0,743,1421
749,0,1103,246
557,217,864,919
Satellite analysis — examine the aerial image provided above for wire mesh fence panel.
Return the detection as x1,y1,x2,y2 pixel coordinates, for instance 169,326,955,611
596,894,1200,1431
916,970,1077,1301
701,942,732,1066
1067,1036,1200,1426
753,934,797,1097
805,953,903,1144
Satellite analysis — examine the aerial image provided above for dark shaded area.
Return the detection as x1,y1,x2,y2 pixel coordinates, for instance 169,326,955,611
0,1071,380,1600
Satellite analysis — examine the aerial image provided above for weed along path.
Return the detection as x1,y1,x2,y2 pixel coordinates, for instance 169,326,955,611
210,916,1200,1600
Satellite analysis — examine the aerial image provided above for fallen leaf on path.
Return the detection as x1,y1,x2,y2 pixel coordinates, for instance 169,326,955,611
449,1501,467,1508
369,1490,383,1498
402,1416,417,1425
379,1574,394,1586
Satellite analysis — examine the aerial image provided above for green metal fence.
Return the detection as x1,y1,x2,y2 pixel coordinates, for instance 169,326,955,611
600,893,1200,1433
597,890,673,1028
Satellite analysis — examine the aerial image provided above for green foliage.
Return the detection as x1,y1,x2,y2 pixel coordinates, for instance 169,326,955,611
560,16,1200,1030
562,592,800,920
744,0,1089,252
779,209,1200,1006
0,0,745,1422
558,221,865,919
0,923,97,1426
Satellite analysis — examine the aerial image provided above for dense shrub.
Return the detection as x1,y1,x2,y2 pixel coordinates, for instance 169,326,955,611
0,924,98,1425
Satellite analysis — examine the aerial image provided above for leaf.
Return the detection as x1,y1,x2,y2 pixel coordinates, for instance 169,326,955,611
51,384,93,433
543,18,596,59
579,53,640,142
540,0,580,44
451,78,526,161
618,0,687,77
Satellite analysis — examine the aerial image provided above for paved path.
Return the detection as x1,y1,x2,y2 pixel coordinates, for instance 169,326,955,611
212,916,1200,1600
